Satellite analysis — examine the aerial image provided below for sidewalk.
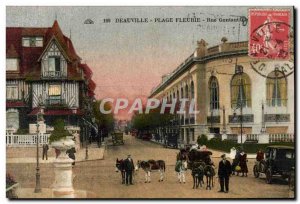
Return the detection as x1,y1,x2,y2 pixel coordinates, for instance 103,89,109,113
6,145,106,164
14,188,96,199
148,139,256,159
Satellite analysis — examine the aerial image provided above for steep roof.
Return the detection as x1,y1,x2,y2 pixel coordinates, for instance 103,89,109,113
79,63,93,80
6,21,82,80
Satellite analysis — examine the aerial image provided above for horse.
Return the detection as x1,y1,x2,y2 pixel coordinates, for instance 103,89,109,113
191,162,205,189
175,159,188,184
176,149,189,161
136,160,166,183
204,164,215,190
115,158,125,184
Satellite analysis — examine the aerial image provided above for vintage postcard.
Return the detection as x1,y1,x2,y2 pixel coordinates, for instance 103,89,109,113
6,6,295,199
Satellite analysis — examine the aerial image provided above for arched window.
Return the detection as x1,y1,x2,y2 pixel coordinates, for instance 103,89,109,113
231,73,251,108
177,89,179,100
209,76,219,110
185,84,189,98
181,87,184,99
190,81,195,99
266,70,287,107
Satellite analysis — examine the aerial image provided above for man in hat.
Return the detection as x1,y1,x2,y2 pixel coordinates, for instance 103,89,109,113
218,154,232,193
42,144,49,160
124,154,135,185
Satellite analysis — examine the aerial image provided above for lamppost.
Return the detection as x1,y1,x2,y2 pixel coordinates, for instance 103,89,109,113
34,108,43,193
233,65,244,148
210,109,213,133
85,121,89,160
221,106,226,134
261,101,266,133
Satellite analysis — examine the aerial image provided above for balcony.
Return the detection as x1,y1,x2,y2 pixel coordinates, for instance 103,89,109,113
45,98,66,107
42,71,66,78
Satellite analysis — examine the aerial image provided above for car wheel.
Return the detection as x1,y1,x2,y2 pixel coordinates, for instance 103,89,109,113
253,165,259,178
266,168,272,184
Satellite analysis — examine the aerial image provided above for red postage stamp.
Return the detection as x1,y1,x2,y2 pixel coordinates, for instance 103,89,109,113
249,9,291,59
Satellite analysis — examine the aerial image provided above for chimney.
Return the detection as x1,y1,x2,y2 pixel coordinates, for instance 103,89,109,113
194,39,208,58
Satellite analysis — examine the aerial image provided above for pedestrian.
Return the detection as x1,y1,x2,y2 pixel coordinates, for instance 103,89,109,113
55,148,60,158
66,147,76,166
124,154,135,185
239,151,248,177
256,149,265,172
175,159,187,184
218,154,231,193
42,144,49,160
231,148,241,175
256,149,264,161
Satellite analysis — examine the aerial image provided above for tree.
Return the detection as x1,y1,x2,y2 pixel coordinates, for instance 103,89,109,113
131,106,174,133
49,118,72,143
92,100,114,137
197,134,208,146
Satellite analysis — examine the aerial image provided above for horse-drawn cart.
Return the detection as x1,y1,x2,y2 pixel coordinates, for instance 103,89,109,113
112,132,124,145
177,148,213,169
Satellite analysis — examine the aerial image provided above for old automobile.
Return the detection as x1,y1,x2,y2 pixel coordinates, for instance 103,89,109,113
253,145,295,184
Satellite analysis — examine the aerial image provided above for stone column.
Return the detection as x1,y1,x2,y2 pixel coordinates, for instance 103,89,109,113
258,133,269,144
51,137,75,198
221,134,227,141
237,134,247,144
207,134,215,141
73,132,80,151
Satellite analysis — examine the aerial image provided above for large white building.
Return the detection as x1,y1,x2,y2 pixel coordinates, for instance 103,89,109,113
149,38,294,145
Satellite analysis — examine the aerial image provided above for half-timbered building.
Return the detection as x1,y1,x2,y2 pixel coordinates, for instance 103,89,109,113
6,20,96,132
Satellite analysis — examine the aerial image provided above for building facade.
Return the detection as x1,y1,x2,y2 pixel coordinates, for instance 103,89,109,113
6,21,96,134
150,38,294,145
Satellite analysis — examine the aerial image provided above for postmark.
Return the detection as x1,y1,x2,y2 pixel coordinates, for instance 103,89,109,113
250,58,294,79
249,9,291,60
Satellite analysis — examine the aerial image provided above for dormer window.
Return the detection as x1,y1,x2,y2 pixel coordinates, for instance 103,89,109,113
6,58,19,71
48,57,61,72
22,37,43,47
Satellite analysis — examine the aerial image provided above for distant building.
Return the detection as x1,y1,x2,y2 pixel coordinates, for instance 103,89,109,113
6,20,96,132
150,38,294,145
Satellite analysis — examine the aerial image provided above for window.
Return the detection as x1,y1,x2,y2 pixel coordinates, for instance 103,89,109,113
6,86,18,100
266,70,287,107
185,84,189,98
48,57,61,72
22,37,43,47
49,84,61,97
231,73,251,108
48,84,64,106
6,109,19,129
6,59,19,71
181,87,183,99
190,81,195,99
209,76,219,110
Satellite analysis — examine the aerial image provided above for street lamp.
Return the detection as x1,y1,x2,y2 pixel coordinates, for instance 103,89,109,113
233,65,244,148
210,109,213,133
34,108,43,193
220,106,227,134
85,121,89,160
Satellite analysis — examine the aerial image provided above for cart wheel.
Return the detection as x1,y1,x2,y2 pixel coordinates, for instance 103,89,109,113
266,168,272,184
253,165,259,178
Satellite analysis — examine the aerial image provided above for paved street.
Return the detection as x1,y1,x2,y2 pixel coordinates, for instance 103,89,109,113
7,135,292,199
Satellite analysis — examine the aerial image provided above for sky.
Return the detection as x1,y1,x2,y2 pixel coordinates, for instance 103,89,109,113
6,6,276,119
